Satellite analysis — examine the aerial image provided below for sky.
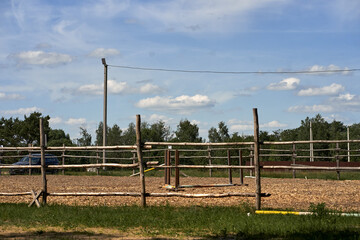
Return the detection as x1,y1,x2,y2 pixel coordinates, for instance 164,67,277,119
0,0,359,142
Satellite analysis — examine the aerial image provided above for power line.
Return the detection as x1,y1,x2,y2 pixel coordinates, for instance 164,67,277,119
107,64,360,75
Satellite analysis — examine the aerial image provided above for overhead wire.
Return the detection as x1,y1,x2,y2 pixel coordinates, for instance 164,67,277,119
107,64,360,75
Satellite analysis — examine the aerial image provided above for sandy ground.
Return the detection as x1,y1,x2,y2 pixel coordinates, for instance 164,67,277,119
0,175,359,211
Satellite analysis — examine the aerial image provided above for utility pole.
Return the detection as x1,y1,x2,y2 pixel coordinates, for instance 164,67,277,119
102,58,108,170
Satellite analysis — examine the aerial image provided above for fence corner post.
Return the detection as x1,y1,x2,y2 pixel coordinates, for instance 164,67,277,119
253,108,261,210
136,114,146,207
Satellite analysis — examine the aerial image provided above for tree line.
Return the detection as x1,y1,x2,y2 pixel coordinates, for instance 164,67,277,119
1,112,360,147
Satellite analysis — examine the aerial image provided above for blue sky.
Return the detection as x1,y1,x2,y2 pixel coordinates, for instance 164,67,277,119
1,0,359,141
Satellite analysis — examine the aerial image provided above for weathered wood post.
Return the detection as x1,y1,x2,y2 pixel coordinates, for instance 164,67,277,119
62,144,65,175
253,108,261,210
166,150,171,185
40,119,47,205
227,149,232,184
28,144,32,175
175,150,180,188
164,150,168,184
208,145,212,177
336,142,340,180
249,145,254,177
239,149,244,185
292,144,296,178
132,151,136,175
136,115,146,207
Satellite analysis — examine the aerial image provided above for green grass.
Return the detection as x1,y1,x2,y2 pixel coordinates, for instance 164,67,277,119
0,203,359,239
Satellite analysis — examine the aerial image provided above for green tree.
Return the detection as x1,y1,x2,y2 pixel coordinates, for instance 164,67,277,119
174,119,202,142
208,121,230,142
47,129,73,146
76,127,92,146
107,124,123,146
19,112,50,146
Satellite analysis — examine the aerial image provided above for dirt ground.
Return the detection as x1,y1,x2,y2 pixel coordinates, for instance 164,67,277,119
0,175,359,211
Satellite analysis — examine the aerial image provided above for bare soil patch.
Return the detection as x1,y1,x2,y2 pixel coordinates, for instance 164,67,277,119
0,175,359,211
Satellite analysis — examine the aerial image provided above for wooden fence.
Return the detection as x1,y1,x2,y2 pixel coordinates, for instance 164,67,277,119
1,110,360,209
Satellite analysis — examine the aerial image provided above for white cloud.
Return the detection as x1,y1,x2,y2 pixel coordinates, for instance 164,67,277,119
267,78,300,91
298,83,344,96
78,84,102,95
76,80,162,96
288,105,335,113
2,106,43,115
139,83,163,94
331,93,355,101
0,92,23,100
49,117,63,125
307,64,351,75
261,121,287,128
229,119,287,132
136,94,215,114
65,118,87,125
9,51,73,66
147,114,173,123
89,48,120,58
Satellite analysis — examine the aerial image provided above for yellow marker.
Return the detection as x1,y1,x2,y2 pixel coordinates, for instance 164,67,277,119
255,210,310,215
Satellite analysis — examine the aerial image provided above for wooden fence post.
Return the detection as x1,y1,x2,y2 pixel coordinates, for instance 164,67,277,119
40,119,47,205
249,145,254,177
292,144,296,178
167,150,171,185
62,144,65,175
175,150,180,188
336,142,340,180
239,150,244,185
227,149,232,184
208,145,212,177
136,115,146,207
164,150,168,184
253,108,261,210
28,144,32,176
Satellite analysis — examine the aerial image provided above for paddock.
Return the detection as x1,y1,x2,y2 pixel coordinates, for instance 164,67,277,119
0,175,358,211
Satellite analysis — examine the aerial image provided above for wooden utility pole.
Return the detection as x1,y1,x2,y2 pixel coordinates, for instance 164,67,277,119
40,119,47,205
102,58,108,170
136,115,146,207
253,108,261,210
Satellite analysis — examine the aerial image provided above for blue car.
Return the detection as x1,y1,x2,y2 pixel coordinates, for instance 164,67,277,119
9,154,59,175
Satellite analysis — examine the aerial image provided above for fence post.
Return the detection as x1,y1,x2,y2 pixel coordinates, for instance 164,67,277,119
175,150,180,188
249,145,254,177
167,150,171,185
336,142,340,180
136,115,146,207
28,144,32,175
227,149,232,184
39,119,47,205
292,144,296,178
132,151,136,175
239,149,243,185
96,146,99,175
253,108,261,210
208,145,212,177
62,144,65,175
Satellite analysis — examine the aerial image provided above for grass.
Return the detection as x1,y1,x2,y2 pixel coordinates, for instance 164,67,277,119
0,203,359,239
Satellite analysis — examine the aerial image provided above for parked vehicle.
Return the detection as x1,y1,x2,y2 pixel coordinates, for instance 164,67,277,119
9,154,59,175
